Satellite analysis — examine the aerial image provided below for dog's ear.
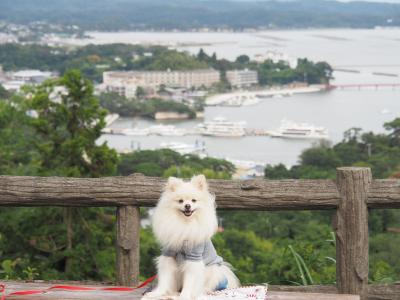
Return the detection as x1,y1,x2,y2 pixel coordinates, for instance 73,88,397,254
165,177,182,192
191,174,208,191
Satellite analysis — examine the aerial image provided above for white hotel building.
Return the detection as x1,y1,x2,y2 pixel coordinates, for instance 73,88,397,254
226,69,258,88
103,69,220,97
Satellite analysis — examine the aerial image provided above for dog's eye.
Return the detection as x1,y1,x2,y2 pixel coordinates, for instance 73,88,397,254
192,199,197,203
178,199,184,204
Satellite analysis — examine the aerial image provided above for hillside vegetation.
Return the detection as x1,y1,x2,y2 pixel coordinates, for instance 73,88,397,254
1,0,400,29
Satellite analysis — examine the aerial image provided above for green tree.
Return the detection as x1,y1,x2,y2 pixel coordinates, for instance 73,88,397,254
117,149,235,179
236,55,250,64
145,50,208,71
135,86,145,99
23,69,118,277
0,97,39,175
197,48,208,61
384,118,400,144
257,58,332,86
27,70,118,177
0,83,10,99
300,146,342,169
264,163,291,179
295,59,333,84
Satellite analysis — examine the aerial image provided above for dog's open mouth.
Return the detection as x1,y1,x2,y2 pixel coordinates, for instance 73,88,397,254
182,210,194,217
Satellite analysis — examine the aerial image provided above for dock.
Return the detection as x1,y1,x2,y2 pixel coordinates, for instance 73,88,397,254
329,83,400,90
205,86,324,106
102,127,272,137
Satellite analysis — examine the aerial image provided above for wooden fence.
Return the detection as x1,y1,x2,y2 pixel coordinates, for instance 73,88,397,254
1,167,400,299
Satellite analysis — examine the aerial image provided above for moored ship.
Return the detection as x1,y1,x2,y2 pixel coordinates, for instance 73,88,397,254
197,117,246,137
270,119,329,139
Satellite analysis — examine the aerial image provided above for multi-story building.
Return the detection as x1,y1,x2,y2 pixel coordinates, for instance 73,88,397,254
105,79,140,99
226,69,258,87
12,70,53,84
102,72,142,98
103,69,220,95
1,69,55,92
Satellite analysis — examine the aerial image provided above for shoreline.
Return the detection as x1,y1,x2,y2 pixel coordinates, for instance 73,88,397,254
47,27,400,48
78,27,400,35
206,85,326,106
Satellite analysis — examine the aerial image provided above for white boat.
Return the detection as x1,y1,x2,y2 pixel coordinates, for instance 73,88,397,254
270,119,329,139
148,124,187,136
160,141,206,156
101,127,149,136
198,117,246,137
224,94,260,106
102,128,125,135
221,96,242,107
206,93,260,107
242,96,261,106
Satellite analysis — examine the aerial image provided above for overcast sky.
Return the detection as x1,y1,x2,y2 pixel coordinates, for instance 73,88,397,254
233,0,400,3
338,0,400,2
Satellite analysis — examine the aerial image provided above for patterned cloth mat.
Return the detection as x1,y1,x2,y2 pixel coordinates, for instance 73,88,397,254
198,286,267,300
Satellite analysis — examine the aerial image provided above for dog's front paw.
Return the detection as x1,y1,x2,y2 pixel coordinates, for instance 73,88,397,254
141,291,164,299
142,291,179,300
176,294,198,300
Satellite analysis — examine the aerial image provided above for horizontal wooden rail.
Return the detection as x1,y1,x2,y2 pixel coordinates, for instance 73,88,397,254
269,284,400,299
0,174,399,209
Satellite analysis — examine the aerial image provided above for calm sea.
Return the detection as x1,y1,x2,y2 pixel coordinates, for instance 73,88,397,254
74,29,400,166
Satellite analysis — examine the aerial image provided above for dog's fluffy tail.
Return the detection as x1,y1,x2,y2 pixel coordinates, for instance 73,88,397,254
221,262,240,288
204,263,240,292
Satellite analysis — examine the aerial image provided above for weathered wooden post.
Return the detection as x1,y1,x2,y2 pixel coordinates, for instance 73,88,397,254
335,167,371,299
116,205,140,286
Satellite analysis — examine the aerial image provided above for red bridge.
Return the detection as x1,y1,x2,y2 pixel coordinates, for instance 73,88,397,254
328,83,400,90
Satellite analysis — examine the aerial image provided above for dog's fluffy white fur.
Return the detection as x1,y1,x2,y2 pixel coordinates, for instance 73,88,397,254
142,175,239,300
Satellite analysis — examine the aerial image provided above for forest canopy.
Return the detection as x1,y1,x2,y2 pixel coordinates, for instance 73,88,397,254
1,0,400,30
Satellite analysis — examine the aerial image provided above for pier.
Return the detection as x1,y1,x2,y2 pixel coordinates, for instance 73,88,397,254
329,83,400,90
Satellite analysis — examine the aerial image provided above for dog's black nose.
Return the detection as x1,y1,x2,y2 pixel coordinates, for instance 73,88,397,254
184,204,191,210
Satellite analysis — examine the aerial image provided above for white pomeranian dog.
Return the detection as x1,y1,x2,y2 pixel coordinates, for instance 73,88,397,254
142,175,239,300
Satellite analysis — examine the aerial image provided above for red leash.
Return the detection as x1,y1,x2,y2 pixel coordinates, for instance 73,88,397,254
0,275,156,300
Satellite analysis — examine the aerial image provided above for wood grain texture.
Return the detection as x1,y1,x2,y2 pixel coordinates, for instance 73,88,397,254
335,167,371,300
269,284,400,299
116,206,140,286
0,175,341,209
367,283,400,300
368,180,400,208
270,285,337,292
0,174,398,209
267,291,359,300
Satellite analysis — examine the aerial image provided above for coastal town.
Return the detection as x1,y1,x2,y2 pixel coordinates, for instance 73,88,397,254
0,41,333,179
